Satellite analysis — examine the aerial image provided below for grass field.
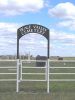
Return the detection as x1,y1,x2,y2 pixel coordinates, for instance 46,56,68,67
0,59,75,100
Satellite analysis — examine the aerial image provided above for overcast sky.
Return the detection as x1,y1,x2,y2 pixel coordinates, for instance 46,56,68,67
0,0,75,57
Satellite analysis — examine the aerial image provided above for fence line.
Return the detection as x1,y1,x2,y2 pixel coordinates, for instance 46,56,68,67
50,67,75,68
0,60,75,93
50,60,75,62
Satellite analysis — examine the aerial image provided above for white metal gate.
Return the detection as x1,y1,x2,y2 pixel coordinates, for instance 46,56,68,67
16,59,50,93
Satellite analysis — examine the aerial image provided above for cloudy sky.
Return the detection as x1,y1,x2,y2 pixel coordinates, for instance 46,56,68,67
0,0,75,57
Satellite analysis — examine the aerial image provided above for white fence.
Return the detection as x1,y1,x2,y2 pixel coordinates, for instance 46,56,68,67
0,60,75,93
16,59,50,93
50,60,75,81
0,60,16,82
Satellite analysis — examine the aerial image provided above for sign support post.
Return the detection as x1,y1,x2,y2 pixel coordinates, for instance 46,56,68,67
47,36,50,93
16,59,20,92
17,24,49,93
45,59,50,93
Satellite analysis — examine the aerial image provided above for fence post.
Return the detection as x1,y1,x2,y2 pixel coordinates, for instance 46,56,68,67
45,61,47,81
16,59,20,92
20,60,22,81
47,59,49,93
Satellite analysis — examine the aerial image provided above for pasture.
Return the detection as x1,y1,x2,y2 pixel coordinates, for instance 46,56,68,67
0,59,75,100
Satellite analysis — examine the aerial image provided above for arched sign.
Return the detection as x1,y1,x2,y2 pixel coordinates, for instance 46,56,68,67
17,24,49,59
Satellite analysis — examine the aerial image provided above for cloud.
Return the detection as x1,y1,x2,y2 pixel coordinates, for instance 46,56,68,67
50,29,75,56
0,0,45,16
48,2,75,19
0,22,20,55
0,22,49,55
51,29,75,49
19,35,48,56
56,20,75,30
0,22,20,34
50,29,75,41
1,22,75,56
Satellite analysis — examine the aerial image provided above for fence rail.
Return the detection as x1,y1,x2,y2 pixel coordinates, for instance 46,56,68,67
0,59,75,93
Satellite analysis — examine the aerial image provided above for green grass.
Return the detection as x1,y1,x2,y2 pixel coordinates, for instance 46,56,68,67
0,92,67,100
0,92,75,100
0,60,75,100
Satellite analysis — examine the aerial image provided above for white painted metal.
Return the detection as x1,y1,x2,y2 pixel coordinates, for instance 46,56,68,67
50,73,75,75
0,73,16,74
50,67,75,68
22,79,46,82
21,59,49,93
8,69,16,71
0,67,16,68
50,79,75,81
0,69,75,75
0,79,16,81
50,60,75,62
0,60,16,61
22,60,47,62
20,60,22,81
22,67,46,69
45,61,47,81
16,59,19,92
22,73,45,75
21,79,75,82
47,59,49,93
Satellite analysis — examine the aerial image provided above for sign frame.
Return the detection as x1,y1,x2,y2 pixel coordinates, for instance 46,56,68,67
17,24,49,59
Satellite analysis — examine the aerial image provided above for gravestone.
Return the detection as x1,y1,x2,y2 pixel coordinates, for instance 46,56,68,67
36,55,47,67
